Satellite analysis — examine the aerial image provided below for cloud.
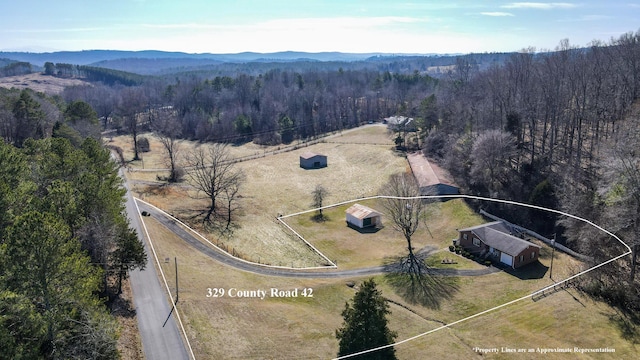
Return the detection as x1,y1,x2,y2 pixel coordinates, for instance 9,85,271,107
481,12,515,17
502,2,578,9
560,14,612,22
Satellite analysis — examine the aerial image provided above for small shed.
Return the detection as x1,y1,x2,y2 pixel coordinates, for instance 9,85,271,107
300,152,327,169
346,204,382,229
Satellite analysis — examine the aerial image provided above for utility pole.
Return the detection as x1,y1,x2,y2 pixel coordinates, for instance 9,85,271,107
549,234,556,281
163,257,179,327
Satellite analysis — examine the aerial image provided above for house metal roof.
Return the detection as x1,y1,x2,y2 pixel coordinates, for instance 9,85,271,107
459,221,540,256
407,152,457,188
346,203,382,220
300,152,325,160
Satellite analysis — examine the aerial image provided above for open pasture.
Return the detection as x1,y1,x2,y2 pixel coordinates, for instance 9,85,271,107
120,125,409,266
142,207,637,359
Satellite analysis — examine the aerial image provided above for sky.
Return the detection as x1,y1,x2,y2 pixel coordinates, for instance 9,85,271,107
1,0,638,54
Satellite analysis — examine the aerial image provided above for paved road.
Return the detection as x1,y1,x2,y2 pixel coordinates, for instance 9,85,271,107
136,201,500,279
124,174,191,360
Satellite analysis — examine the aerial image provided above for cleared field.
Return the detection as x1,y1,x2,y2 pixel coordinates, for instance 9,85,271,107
107,127,357,172
0,73,91,93
142,212,638,359
122,125,409,266
289,198,488,269
119,125,638,358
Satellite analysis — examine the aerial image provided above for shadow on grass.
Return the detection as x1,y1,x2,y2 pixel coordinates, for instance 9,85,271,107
608,310,640,344
346,222,383,234
498,261,549,280
383,255,460,309
108,296,137,319
310,214,330,223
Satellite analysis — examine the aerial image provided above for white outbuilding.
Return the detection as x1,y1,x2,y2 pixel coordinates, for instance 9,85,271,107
345,203,382,229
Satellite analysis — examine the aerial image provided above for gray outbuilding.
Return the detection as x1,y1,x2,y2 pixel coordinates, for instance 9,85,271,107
300,152,327,169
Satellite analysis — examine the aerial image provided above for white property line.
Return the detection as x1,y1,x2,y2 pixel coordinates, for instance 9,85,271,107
134,197,336,270
133,198,197,360
332,194,632,360
133,193,631,359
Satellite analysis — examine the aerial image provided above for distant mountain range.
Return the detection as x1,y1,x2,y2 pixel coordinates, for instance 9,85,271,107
0,49,440,66
0,49,507,77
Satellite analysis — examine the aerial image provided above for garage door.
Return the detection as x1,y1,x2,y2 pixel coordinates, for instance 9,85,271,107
500,252,513,267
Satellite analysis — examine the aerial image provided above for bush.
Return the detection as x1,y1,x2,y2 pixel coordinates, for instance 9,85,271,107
172,167,185,182
137,136,150,152
449,245,455,252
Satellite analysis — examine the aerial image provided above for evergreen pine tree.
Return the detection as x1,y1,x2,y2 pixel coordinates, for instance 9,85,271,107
335,279,397,359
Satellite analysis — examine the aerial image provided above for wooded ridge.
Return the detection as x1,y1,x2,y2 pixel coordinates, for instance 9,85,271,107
1,30,640,357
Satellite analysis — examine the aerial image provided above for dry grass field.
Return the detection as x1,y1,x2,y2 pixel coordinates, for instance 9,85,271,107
0,73,91,93
142,211,638,359
118,125,638,358
289,198,488,269
119,125,409,267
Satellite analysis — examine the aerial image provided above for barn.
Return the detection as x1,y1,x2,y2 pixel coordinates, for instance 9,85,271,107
299,152,327,169
407,152,459,196
345,204,382,229
457,221,541,269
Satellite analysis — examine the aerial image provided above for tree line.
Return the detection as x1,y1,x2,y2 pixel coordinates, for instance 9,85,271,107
423,30,640,319
44,62,145,86
0,88,146,358
0,61,32,77
59,67,437,146
3,29,640,332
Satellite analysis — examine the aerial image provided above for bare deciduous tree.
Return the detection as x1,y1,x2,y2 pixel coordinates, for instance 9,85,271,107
470,129,517,196
186,143,244,226
380,172,426,272
222,175,244,231
311,184,329,221
153,108,182,182
380,172,457,307
118,87,147,160
599,129,640,282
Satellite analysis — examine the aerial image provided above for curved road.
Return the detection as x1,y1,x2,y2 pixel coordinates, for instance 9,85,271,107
136,201,500,278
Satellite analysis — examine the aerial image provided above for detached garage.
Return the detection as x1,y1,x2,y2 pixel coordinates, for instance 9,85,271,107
346,204,382,229
300,152,327,169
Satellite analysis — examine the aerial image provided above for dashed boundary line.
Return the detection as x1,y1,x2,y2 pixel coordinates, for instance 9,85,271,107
133,198,197,360
332,194,632,360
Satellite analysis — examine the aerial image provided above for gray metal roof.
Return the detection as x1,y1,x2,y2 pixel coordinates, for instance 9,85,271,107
300,152,326,160
459,221,540,256
406,152,457,188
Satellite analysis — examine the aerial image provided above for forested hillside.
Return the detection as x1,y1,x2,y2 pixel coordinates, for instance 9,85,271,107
0,89,146,358
423,32,640,318
2,30,640,349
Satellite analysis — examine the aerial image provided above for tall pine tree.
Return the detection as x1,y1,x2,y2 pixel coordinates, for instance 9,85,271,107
335,279,397,360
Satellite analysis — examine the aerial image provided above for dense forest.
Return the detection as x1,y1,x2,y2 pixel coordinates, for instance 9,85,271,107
425,32,640,318
1,29,640,356
0,89,146,358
